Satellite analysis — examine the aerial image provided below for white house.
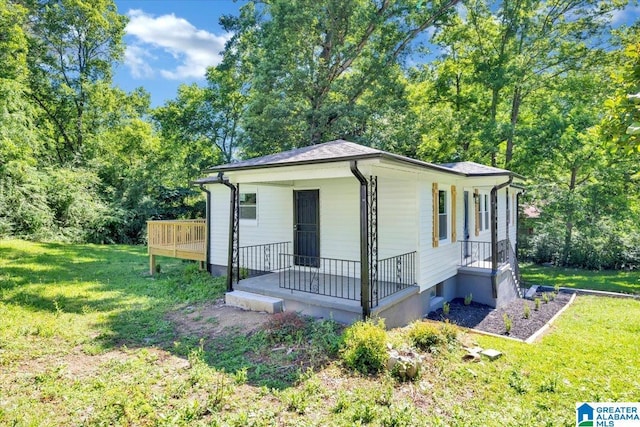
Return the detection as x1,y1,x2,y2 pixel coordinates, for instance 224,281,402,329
194,140,525,327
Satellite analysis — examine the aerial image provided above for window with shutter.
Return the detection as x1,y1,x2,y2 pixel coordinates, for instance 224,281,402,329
432,183,438,248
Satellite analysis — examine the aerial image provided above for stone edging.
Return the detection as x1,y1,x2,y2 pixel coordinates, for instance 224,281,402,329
538,286,640,300
524,292,577,344
425,292,578,345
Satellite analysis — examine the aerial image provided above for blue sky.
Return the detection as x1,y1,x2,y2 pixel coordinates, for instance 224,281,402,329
113,0,242,106
113,0,640,108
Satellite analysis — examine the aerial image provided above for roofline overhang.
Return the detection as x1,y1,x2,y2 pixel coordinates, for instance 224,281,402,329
200,152,524,180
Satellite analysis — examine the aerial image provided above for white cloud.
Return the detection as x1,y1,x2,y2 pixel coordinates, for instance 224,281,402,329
124,9,231,80
611,5,640,26
124,44,155,78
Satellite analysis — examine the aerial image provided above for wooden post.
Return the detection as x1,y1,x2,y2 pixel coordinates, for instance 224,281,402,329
150,254,156,275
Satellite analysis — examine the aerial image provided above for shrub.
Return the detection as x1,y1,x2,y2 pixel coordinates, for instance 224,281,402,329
464,293,473,305
543,293,550,304
534,298,541,310
442,302,450,316
408,321,443,351
439,321,458,343
308,319,343,357
523,303,531,319
341,319,388,375
503,313,512,335
262,311,308,344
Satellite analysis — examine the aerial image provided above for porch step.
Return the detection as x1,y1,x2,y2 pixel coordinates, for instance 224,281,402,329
225,290,284,314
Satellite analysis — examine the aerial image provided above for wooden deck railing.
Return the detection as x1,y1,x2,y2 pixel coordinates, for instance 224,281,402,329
147,219,207,274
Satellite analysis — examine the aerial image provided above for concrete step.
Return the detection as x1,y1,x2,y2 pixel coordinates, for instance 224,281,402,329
225,290,284,314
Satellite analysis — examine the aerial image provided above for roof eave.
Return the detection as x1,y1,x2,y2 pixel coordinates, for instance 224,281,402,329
201,151,525,180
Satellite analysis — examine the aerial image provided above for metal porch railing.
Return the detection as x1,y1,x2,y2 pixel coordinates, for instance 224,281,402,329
372,251,417,307
278,251,417,308
459,240,509,268
239,242,291,279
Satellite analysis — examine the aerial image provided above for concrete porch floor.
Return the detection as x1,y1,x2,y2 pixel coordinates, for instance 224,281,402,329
233,271,419,325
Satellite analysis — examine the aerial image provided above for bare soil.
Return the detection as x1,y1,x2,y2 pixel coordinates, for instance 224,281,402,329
427,291,573,340
166,298,271,338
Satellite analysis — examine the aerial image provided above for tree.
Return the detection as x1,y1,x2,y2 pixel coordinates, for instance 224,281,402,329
153,64,245,165
417,0,628,167
24,0,127,166
221,0,460,156
602,25,640,152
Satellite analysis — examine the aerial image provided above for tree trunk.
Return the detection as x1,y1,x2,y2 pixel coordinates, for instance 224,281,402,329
562,166,578,266
505,86,521,167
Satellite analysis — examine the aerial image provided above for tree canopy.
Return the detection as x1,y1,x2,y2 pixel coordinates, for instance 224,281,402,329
1,0,638,268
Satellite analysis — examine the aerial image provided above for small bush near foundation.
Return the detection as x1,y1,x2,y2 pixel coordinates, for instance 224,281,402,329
341,319,388,375
534,298,541,310
523,303,531,319
408,321,443,351
504,313,512,335
464,293,473,305
442,302,450,316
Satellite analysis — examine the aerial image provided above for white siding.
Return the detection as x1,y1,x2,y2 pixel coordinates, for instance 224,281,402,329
208,183,293,266
377,176,417,259
208,184,230,267
417,178,461,293
239,184,293,247
314,178,359,261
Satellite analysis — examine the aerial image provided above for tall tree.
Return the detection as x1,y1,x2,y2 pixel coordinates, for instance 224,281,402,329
602,25,640,152
222,0,460,156
24,0,126,166
417,0,628,167
153,64,245,165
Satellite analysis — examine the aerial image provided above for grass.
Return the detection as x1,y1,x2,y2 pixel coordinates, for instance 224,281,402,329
1,239,640,426
521,263,640,294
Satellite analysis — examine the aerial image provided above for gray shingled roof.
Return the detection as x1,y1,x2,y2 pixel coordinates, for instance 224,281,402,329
437,161,512,176
196,140,521,181
208,140,381,171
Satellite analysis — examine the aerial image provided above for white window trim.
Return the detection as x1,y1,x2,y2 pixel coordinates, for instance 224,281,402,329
438,188,450,245
479,192,489,233
239,190,258,226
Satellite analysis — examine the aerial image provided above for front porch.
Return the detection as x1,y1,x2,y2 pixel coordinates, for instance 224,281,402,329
233,242,419,323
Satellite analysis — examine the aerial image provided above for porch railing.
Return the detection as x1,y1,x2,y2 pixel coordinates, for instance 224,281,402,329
277,251,417,308
459,240,509,268
278,254,360,301
373,251,417,307
239,242,291,279
147,220,206,273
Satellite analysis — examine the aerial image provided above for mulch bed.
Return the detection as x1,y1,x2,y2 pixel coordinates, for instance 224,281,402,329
427,291,573,341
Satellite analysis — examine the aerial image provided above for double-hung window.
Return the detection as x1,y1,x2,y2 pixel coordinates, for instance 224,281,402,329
438,190,448,241
480,194,489,231
239,192,257,220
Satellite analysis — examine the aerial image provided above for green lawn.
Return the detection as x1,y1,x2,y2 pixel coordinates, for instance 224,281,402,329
1,239,639,426
521,263,640,294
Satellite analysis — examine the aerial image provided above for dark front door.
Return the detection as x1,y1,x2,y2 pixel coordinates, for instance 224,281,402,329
294,190,320,267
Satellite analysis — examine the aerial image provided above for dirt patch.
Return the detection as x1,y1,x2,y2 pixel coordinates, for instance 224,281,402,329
427,291,573,340
166,299,271,338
